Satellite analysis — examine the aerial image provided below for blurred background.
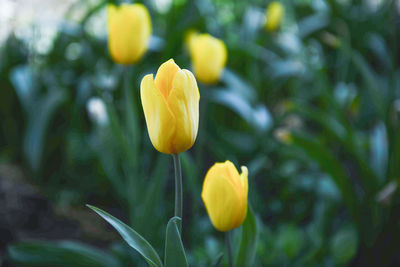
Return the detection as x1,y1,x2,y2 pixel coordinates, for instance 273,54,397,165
0,0,399,266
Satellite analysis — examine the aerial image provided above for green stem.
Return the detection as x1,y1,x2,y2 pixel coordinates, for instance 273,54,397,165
225,231,233,267
123,66,139,225
172,153,183,234
123,65,140,167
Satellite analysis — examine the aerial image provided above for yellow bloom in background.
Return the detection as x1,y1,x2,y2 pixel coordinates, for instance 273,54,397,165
188,33,227,84
265,1,284,32
107,3,152,64
201,161,248,232
140,59,200,154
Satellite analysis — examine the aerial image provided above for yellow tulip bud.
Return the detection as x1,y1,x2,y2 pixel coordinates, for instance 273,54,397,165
265,2,284,32
140,59,200,154
107,3,152,64
188,33,227,84
201,161,248,232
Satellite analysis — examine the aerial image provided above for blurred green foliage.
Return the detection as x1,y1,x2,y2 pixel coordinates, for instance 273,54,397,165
1,0,399,266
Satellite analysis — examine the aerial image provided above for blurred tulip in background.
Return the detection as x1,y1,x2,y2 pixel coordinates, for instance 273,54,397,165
107,3,151,64
265,1,284,32
187,32,227,84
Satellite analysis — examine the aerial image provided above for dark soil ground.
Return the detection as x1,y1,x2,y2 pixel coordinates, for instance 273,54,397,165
0,163,117,266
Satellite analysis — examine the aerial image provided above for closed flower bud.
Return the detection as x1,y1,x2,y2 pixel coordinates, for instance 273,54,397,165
188,33,227,84
265,2,284,32
201,161,248,232
107,3,152,64
140,59,200,154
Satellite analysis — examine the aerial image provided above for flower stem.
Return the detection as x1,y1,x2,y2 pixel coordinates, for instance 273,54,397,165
225,231,233,267
123,66,137,225
172,153,182,234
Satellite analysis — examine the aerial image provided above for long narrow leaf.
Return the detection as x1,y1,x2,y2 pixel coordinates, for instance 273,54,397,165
87,205,162,267
137,155,169,236
290,103,378,190
164,217,188,267
7,241,121,267
24,89,66,173
212,253,224,267
236,205,258,267
290,134,358,219
352,51,386,119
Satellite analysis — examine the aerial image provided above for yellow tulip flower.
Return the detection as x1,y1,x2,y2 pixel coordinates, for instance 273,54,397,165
107,3,152,64
140,59,200,154
265,2,284,32
188,33,227,84
201,161,248,232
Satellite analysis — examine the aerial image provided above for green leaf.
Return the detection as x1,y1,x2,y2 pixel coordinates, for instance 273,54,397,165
10,65,35,111
24,89,66,173
221,69,257,102
351,50,386,119
290,133,359,219
208,88,272,132
86,205,162,267
330,225,358,265
136,155,169,236
89,128,126,199
389,125,400,179
10,65,67,174
104,99,136,173
164,217,188,267
370,122,388,181
290,103,378,190
298,13,329,38
7,240,121,267
276,225,304,259
236,205,258,267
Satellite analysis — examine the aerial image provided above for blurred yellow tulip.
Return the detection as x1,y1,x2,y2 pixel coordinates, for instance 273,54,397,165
265,1,284,32
188,33,227,84
140,59,200,154
201,161,248,232
107,3,152,64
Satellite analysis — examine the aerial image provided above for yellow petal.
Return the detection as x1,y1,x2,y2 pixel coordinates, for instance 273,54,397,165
190,34,227,84
204,161,241,193
201,161,248,231
265,2,284,32
140,59,200,154
235,166,249,227
201,169,243,232
154,59,180,99
107,3,152,64
240,166,249,200
107,4,117,24
202,161,227,191
167,69,200,153
140,74,176,154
